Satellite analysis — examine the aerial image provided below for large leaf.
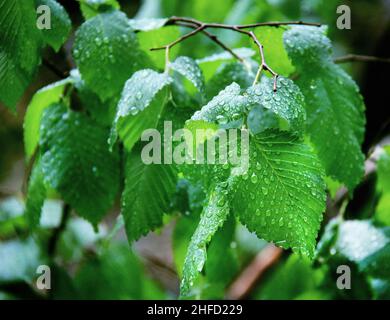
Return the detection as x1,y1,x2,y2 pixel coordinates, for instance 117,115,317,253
37,0,71,51
110,69,172,151
0,0,42,110
121,148,177,242
284,26,366,191
180,183,230,297
73,10,148,101
232,130,326,257
39,103,120,226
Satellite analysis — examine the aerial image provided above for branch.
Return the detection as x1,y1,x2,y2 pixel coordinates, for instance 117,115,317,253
151,17,302,88
226,244,283,300
334,54,390,64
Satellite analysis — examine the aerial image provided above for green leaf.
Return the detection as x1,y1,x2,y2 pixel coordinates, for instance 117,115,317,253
232,130,326,257
253,26,295,76
0,238,46,284
376,146,390,225
73,10,148,101
205,62,254,101
180,183,230,297
0,0,42,110
284,26,366,191
110,69,172,151
197,47,255,81
169,56,205,99
128,18,168,31
25,159,46,229
40,103,120,226
79,0,120,20
246,76,306,134
192,82,248,125
138,25,181,69
24,78,72,160
121,149,177,242
37,0,71,51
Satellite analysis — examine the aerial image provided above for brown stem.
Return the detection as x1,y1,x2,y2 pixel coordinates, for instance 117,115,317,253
150,25,205,51
334,54,390,64
226,244,283,300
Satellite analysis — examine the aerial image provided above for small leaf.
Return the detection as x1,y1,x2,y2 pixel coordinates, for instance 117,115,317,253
180,183,230,297
79,0,120,19
24,78,73,160
36,0,71,51
110,69,172,151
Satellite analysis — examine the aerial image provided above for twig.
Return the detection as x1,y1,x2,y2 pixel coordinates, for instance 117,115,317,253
150,25,205,51
226,244,283,300
334,54,390,64
152,17,290,88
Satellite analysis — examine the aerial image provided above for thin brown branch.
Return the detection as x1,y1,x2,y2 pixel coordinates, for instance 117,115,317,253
226,244,283,300
150,25,205,51
152,17,288,88
334,54,390,64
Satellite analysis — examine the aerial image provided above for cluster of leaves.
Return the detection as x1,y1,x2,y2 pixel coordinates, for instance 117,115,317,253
0,0,389,299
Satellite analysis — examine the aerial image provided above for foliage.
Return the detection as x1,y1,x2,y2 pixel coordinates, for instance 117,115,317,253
0,0,389,301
